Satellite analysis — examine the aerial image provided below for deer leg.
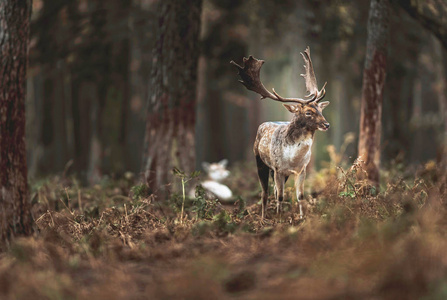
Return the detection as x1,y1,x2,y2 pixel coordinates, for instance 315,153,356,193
256,156,270,219
295,170,306,219
276,176,288,200
269,169,277,199
271,173,288,199
274,171,285,214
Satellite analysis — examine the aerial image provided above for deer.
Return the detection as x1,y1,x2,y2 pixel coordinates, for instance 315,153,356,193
189,159,233,203
230,47,330,220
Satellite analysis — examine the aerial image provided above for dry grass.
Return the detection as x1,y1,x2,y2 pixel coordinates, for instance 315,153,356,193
1,161,446,300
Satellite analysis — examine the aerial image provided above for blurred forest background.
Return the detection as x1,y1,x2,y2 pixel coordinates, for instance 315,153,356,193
25,0,447,186
3,1,447,298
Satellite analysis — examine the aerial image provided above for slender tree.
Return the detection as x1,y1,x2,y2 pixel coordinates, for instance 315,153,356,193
126,0,155,173
142,0,202,193
86,0,110,184
438,45,447,175
198,0,247,165
31,0,69,176
0,0,33,245
358,0,390,185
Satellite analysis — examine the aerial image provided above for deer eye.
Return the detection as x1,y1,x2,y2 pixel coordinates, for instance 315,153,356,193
305,112,312,117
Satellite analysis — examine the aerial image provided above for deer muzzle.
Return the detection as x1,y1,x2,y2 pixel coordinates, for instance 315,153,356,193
319,122,330,131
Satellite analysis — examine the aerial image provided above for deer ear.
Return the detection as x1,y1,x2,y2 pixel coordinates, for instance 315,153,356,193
283,104,299,113
319,101,330,110
218,159,228,167
202,162,210,172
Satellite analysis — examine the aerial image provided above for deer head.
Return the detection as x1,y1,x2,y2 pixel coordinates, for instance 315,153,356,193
202,159,230,182
283,102,330,132
230,47,330,129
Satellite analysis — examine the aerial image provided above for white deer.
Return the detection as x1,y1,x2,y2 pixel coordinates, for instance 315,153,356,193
190,159,233,202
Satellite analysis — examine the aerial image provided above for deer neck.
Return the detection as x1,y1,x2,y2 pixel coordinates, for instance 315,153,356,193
207,176,221,183
285,115,315,143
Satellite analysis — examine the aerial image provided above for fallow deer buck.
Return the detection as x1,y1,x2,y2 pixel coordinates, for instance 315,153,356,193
231,47,330,219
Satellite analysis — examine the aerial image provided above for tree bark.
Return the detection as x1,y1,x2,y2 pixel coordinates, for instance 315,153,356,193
358,0,390,185
142,0,202,194
0,0,33,245
440,47,447,174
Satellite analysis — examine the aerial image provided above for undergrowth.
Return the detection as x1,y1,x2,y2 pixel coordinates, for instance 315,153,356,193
0,160,446,299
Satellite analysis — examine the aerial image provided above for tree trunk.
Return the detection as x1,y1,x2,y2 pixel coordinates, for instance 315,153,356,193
142,0,202,194
198,1,247,165
126,0,155,174
117,40,131,173
53,64,68,171
195,55,208,168
86,1,109,183
439,46,447,174
87,82,105,185
358,0,390,185
72,80,93,180
0,0,33,245
36,65,68,175
440,48,447,191
38,67,55,174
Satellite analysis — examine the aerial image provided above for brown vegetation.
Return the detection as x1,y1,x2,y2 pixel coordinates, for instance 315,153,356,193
0,159,446,299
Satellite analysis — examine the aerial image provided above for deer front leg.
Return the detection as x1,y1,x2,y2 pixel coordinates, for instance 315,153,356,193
295,170,306,219
274,171,285,214
273,175,288,200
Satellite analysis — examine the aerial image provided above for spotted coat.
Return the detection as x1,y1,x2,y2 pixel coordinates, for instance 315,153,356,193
254,102,330,219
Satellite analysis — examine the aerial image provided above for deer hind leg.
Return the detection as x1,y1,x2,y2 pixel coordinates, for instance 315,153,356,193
295,170,306,219
273,171,285,214
256,156,270,219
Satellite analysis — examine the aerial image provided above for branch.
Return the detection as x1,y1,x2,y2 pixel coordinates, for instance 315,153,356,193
393,0,447,49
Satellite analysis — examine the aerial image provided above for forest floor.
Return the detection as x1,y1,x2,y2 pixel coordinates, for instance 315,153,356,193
1,160,446,300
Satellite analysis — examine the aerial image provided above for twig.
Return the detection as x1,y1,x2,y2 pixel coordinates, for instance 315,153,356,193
65,187,72,212
48,210,55,227
59,197,74,216
34,212,47,224
180,177,186,224
97,212,105,226
78,189,82,213
124,204,129,224
338,166,359,199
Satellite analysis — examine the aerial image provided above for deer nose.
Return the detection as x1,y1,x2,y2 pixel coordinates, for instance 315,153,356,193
324,123,330,129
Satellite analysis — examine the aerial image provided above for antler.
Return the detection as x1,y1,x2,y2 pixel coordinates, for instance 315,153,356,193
300,47,326,102
230,56,316,104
